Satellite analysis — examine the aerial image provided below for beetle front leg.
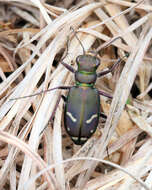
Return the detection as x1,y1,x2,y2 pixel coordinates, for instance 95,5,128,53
61,62,76,73
98,90,112,99
97,58,121,77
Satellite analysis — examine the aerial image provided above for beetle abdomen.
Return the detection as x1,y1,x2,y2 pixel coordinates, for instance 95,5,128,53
64,86,100,145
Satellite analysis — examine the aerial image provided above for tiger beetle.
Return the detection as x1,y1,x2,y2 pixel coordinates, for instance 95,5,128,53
11,34,124,145
59,54,121,145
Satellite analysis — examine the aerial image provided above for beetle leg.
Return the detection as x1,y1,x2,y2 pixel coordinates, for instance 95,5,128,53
96,36,124,53
98,90,112,99
10,86,72,100
50,94,62,121
61,62,76,73
97,58,121,77
40,95,62,135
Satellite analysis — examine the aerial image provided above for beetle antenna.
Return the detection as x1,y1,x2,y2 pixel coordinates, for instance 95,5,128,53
60,35,70,62
70,26,86,55
96,36,124,53
86,36,124,57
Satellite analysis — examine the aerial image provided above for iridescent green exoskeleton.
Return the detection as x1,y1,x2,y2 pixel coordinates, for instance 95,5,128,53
10,29,124,145
64,55,100,145
59,54,120,145
10,53,121,145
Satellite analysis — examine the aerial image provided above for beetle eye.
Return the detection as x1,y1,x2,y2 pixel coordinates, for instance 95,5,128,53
76,55,81,64
95,58,100,67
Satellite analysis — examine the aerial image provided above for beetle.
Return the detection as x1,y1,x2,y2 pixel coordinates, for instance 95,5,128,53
11,54,121,145
64,55,101,145
10,34,123,145
59,54,121,145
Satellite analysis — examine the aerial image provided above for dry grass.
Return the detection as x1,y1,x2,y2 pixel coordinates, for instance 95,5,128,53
0,0,152,190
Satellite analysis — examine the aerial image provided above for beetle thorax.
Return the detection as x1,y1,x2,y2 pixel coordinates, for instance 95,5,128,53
75,71,97,85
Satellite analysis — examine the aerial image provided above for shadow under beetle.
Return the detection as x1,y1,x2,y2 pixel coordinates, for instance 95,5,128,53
11,36,123,145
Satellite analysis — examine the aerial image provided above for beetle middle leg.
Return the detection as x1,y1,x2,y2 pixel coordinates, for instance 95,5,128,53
10,86,72,100
98,90,112,99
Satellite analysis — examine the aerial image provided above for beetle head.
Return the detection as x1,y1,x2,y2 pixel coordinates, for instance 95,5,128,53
76,55,100,72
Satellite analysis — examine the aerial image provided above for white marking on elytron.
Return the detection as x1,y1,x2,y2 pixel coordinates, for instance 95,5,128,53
67,127,70,131
86,114,98,124
66,112,77,122
71,137,78,141
81,137,88,141
90,129,94,133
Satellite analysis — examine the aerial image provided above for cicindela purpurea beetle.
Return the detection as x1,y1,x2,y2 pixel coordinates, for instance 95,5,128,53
10,31,126,145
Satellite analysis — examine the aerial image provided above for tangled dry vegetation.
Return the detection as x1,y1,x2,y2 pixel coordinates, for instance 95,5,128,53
0,0,152,190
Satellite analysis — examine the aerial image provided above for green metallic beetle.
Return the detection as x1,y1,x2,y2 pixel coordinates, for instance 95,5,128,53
10,53,121,145
10,29,123,145
49,54,121,145
11,52,121,145
64,55,101,144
